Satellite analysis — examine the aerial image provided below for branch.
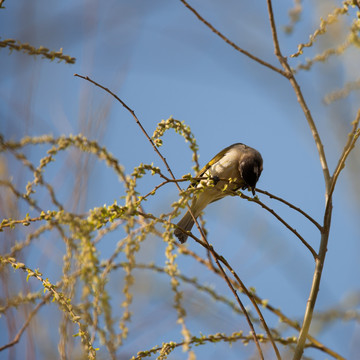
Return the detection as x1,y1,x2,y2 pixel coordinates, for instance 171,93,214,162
0,257,97,359
294,109,360,359
136,211,343,359
74,74,209,246
0,295,50,352
135,221,267,357
133,331,291,360
0,38,75,64
328,109,360,200
178,247,345,360
263,3,338,357
266,0,331,192
206,246,266,359
256,188,322,231
74,74,176,180
179,0,289,78
235,190,318,260
184,232,280,359
266,2,332,358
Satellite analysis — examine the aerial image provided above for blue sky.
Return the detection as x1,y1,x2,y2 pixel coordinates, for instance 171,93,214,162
1,1,360,359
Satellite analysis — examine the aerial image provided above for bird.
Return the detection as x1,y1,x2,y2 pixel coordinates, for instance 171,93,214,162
174,143,263,243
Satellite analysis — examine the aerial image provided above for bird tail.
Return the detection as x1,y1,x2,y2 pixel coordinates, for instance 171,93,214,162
174,211,195,243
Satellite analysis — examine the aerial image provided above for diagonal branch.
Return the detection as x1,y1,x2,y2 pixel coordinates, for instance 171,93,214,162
74,74,208,250
256,188,322,231
172,245,345,359
0,295,51,352
176,223,280,359
179,0,289,78
206,246,266,359
238,191,318,260
328,109,360,200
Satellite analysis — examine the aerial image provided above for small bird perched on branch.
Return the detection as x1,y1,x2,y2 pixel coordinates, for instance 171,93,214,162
174,143,263,243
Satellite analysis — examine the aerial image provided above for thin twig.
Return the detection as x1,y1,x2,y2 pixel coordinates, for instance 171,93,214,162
145,173,322,236
189,232,281,360
179,228,275,359
236,191,318,260
214,251,281,360
179,0,290,78
74,74,177,182
207,247,266,359
328,109,360,200
256,188,322,231
0,294,51,351
74,74,207,246
138,211,267,355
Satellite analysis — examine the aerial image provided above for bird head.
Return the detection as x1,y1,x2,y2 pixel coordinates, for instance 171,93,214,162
239,153,263,195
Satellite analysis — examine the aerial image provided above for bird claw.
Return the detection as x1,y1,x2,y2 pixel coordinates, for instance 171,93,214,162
211,175,220,185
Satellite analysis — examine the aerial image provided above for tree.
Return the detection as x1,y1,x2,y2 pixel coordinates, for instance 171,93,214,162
1,1,360,359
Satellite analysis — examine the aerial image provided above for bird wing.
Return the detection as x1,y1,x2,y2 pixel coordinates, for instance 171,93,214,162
191,143,244,186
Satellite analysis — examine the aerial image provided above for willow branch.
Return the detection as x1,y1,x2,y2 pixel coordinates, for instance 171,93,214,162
138,210,343,359
185,232,280,359
178,247,344,360
0,39,76,64
75,74,269,357
136,221,267,357
145,174,322,233
74,74,208,247
207,246,266,359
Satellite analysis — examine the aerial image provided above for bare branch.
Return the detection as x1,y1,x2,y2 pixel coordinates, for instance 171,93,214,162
265,0,331,192
0,295,50,352
293,111,360,360
206,247,266,359
240,191,318,260
184,231,280,359
256,188,322,231
179,0,290,78
328,109,360,200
